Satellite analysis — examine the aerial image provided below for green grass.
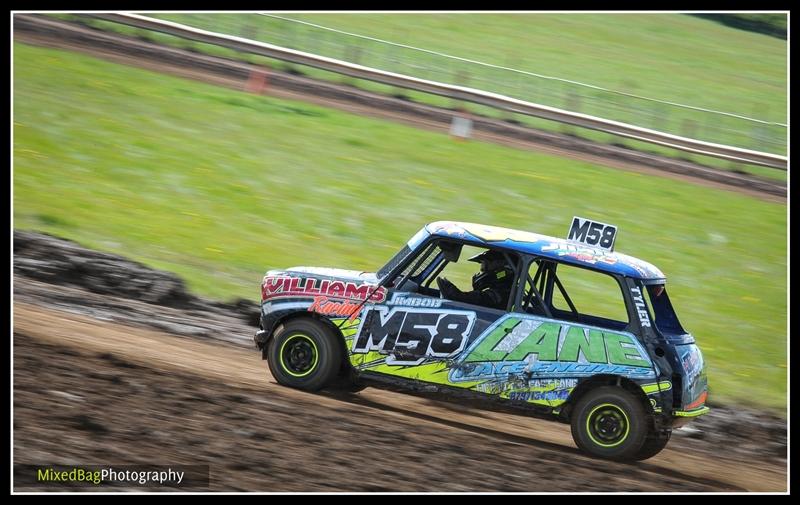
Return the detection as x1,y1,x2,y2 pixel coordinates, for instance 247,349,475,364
13,43,786,414
281,14,786,116
53,13,787,178
154,13,788,151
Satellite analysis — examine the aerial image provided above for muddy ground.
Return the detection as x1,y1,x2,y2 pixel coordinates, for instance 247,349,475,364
11,232,787,492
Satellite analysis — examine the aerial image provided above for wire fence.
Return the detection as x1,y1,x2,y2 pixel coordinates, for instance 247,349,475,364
146,13,787,157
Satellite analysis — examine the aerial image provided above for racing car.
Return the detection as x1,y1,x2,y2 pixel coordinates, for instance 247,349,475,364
254,218,708,461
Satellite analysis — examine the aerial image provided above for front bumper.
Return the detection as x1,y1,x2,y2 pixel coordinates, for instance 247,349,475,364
674,405,710,418
254,329,268,350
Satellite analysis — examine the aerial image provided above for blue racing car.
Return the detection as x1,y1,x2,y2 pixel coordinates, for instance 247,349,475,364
255,218,708,460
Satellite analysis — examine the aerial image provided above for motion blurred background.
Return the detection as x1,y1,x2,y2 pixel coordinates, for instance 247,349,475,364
13,12,786,421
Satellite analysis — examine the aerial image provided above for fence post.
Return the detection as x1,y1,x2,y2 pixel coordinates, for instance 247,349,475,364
655,103,669,135
242,20,257,40
240,20,259,63
281,18,298,74
284,18,295,48
680,119,699,162
384,36,403,98
751,104,772,153
342,45,363,87
502,58,519,123
525,72,536,105
703,111,717,145
753,123,769,155
562,88,581,136
316,29,326,55
307,23,321,56
452,70,471,112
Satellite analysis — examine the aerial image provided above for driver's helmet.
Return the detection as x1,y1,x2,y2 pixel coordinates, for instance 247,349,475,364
469,250,514,291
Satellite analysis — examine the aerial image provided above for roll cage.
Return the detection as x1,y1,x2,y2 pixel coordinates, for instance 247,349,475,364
380,236,644,334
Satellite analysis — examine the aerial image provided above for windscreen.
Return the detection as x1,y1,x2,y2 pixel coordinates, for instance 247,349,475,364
377,227,430,279
377,245,412,280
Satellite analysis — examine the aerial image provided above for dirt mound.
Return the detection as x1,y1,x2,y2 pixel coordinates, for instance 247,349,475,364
14,230,193,306
683,404,786,462
13,230,260,328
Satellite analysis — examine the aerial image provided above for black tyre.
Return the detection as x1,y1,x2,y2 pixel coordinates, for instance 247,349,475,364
267,318,343,391
570,386,649,461
633,428,672,461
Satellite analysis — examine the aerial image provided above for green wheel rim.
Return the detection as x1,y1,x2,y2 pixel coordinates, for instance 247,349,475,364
279,334,319,378
586,403,630,448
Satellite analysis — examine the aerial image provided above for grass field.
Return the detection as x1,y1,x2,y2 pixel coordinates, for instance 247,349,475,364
13,42,787,413
64,13,788,177
279,14,787,120
162,13,788,154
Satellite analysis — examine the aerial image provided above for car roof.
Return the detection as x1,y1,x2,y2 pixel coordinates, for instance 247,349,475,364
425,221,665,281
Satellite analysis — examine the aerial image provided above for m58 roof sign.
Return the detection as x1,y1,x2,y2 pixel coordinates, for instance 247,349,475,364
568,216,618,252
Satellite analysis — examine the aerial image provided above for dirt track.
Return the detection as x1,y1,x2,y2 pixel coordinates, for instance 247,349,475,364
11,231,788,491
12,300,787,492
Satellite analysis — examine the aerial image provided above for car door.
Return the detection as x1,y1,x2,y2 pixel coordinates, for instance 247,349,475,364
449,258,657,407
347,240,510,386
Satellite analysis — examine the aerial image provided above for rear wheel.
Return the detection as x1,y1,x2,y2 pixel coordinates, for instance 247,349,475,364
267,318,342,391
570,386,648,460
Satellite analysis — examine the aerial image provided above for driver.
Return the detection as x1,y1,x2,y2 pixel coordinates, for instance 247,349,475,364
436,250,515,310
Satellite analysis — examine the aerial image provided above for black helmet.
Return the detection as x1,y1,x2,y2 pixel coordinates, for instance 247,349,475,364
470,250,513,291
467,250,507,264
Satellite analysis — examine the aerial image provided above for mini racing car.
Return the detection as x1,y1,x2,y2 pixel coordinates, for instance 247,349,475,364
255,218,708,461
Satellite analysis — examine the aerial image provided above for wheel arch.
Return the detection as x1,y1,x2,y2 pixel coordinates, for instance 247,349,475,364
562,375,654,425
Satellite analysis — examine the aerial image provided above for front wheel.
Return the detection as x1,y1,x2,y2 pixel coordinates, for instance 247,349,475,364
570,386,648,461
267,318,343,391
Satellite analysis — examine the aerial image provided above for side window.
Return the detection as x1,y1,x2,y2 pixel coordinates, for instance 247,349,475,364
643,283,686,335
435,245,491,287
428,244,519,311
390,239,520,311
519,258,549,316
550,264,629,327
